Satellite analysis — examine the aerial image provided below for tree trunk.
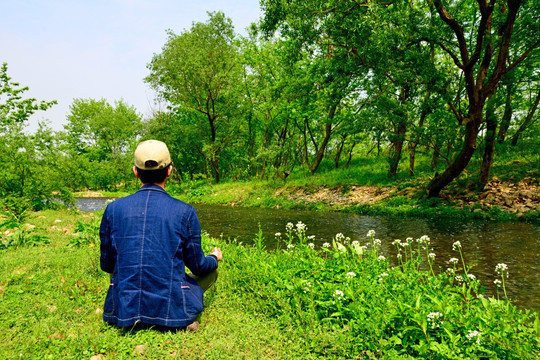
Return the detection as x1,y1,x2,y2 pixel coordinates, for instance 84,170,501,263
431,142,440,170
408,110,428,176
497,84,513,142
346,140,357,166
479,99,498,188
310,122,333,175
428,116,482,197
309,103,338,175
388,121,407,177
334,134,347,168
511,89,540,146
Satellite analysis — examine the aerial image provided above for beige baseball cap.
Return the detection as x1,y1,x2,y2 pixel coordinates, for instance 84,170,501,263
134,140,172,170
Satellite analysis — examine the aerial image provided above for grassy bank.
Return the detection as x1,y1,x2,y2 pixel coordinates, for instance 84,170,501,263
0,210,538,359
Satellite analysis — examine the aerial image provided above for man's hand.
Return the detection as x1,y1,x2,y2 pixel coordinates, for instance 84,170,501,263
211,247,223,261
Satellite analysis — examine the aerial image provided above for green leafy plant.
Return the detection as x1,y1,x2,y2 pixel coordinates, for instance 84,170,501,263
0,195,49,250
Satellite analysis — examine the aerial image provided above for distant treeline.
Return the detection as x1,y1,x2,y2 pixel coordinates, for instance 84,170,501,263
1,1,539,208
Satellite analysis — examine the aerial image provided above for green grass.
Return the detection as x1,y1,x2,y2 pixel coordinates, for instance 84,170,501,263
1,210,538,359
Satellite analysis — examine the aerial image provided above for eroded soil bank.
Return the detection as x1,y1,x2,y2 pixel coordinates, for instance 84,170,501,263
279,177,539,218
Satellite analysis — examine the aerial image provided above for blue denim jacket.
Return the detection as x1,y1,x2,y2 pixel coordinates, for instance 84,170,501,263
99,184,218,328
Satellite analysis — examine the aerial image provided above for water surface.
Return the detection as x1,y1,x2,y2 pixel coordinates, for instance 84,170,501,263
77,198,540,311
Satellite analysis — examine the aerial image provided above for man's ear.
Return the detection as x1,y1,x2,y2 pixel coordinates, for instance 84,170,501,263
166,165,173,177
133,166,140,178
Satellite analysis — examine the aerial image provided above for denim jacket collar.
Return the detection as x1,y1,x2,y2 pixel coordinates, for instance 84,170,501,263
138,184,167,193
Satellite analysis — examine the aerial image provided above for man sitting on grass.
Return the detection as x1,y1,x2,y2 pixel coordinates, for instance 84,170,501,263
99,139,222,332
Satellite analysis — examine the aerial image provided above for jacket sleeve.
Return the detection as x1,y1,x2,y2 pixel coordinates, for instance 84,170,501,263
99,205,115,273
183,207,218,276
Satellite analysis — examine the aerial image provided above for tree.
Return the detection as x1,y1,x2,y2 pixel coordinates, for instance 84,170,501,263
145,12,241,183
0,62,63,207
63,98,142,190
426,0,539,196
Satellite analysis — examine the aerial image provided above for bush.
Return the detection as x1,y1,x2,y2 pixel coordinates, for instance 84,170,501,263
220,224,540,359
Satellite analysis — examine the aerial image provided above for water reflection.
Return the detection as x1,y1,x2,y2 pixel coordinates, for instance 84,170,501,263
76,198,540,311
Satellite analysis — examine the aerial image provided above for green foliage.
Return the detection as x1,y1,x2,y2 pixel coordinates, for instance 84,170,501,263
68,218,100,247
223,225,539,359
0,196,49,250
62,98,142,191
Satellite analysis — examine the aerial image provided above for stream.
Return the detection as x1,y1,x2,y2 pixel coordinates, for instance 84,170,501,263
77,197,540,311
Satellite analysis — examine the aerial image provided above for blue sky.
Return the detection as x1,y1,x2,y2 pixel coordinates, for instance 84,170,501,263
0,0,262,131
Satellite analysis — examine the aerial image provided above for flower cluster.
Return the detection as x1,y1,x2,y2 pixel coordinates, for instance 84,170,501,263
333,289,345,301
452,241,462,251
346,272,356,279
418,235,430,247
466,330,482,344
296,221,307,232
495,263,508,277
427,312,444,329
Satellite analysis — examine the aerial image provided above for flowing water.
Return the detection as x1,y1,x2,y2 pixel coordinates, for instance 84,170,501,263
77,198,540,311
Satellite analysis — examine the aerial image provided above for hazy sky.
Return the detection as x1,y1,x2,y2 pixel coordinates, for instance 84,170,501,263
0,0,262,131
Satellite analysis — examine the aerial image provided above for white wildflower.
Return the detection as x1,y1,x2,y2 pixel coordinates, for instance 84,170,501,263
467,274,476,281
495,263,508,274
373,239,382,247
455,275,464,283
378,255,386,261
367,230,375,238
448,258,459,265
333,290,345,301
295,221,307,232
286,222,294,231
392,239,401,246
427,312,444,329
397,254,402,259
494,279,502,287
351,240,360,247
308,243,315,249
346,272,356,279
275,232,282,237
322,242,331,248
466,330,482,344
428,253,436,260
335,233,345,242
452,241,461,251
307,235,316,240
287,244,295,250
446,268,455,274
419,235,430,245
378,273,389,281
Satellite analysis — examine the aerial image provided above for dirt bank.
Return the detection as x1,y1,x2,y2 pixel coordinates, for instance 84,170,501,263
281,177,540,216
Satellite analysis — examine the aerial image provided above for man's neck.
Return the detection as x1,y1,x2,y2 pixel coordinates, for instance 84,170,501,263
141,182,166,189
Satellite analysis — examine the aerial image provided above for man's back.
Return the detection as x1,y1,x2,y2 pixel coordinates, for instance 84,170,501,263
100,184,218,328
